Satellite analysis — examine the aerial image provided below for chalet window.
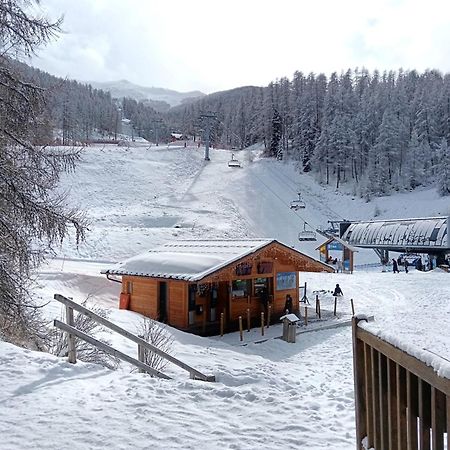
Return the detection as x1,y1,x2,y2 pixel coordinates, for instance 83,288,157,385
254,277,269,296
232,279,251,298
257,262,273,274
126,281,133,294
235,262,252,276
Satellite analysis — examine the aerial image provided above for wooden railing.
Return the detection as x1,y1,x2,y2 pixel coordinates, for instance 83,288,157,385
352,316,449,449
53,294,215,382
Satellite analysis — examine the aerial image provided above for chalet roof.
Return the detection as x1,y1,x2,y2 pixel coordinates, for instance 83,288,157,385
316,235,359,253
102,238,332,281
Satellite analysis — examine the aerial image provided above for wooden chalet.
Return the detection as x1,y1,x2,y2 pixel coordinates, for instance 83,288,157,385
102,239,333,335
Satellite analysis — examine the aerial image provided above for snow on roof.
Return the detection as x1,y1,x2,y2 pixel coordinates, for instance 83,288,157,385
103,239,274,281
171,133,183,139
342,216,449,250
280,313,300,322
102,239,330,281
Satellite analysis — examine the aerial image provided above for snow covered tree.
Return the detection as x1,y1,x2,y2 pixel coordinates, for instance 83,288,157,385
436,138,450,195
0,1,87,347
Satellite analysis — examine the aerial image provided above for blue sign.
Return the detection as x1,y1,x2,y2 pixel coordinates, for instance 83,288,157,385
328,242,343,251
276,272,296,291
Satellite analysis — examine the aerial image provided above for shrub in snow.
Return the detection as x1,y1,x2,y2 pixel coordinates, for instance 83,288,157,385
50,300,119,370
136,318,174,373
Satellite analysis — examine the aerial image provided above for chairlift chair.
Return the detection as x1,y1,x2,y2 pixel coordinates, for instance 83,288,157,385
290,193,306,210
298,223,317,241
228,153,241,168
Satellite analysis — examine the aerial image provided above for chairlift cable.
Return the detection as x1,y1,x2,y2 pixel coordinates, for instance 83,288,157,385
249,168,315,231
265,163,345,222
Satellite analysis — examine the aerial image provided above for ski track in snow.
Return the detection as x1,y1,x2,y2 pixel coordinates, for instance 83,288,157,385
1,144,449,449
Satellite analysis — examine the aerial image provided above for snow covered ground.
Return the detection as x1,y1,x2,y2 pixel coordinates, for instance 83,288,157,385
1,144,449,449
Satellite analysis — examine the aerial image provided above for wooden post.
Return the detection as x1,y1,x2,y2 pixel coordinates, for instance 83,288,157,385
202,307,207,334
334,296,337,316
352,316,369,449
317,299,321,319
315,294,319,314
267,304,271,328
138,342,145,373
239,316,243,342
261,312,264,336
246,308,250,332
351,298,355,316
220,312,224,337
66,304,76,364
304,307,308,326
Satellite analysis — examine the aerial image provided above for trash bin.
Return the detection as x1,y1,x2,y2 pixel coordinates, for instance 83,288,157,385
280,313,300,343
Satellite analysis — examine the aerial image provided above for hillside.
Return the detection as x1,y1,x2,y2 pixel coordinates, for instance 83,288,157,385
1,144,449,449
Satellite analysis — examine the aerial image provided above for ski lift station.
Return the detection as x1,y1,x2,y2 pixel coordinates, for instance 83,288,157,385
102,239,333,335
339,216,450,265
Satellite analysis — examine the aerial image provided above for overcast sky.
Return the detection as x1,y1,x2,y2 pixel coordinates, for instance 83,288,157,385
32,0,450,94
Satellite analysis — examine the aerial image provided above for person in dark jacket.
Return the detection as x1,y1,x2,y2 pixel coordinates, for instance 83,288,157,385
333,284,343,296
392,258,399,273
259,287,269,307
284,294,293,313
404,259,409,274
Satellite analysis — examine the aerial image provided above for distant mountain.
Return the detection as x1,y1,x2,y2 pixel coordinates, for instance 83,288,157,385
89,79,205,110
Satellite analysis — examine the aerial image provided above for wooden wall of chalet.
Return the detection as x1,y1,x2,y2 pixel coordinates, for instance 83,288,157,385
122,275,158,318
121,275,189,329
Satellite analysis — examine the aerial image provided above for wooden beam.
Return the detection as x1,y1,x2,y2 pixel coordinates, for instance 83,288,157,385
356,327,450,396
364,343,374,448
54,320,171,379
397,364,407,450
431,387,445,450
54,294,214,382
352,318,367,448
406,370,418,450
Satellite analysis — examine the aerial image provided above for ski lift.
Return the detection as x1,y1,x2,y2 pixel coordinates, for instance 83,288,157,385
290,193,305,210
298,222,317,241
228,153,241,168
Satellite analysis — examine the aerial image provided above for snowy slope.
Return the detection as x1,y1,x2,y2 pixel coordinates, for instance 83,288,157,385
1,144,449,449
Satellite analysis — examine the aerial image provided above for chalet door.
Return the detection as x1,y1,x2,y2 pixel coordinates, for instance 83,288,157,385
210,286,218,322
188,285,196,325
158,282,167,322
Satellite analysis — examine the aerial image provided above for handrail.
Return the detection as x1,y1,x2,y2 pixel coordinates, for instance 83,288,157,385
54,320,171,379
54,294,215,382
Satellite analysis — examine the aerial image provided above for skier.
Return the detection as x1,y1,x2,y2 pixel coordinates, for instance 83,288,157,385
392,258,399,273
333,284,343,296
404,259,409,274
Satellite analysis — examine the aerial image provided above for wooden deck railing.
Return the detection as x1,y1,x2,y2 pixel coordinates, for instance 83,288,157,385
352,316,449,450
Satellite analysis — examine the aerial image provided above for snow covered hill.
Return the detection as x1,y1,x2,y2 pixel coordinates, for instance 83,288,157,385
89,79,205,108
55,144,449,265
1,144,449,449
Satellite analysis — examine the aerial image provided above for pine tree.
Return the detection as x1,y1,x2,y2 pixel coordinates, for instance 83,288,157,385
0,1,87,346
437,138,450,195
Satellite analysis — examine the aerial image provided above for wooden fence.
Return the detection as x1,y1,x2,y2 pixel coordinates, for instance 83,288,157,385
53,294,215,382
352,316,449,449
